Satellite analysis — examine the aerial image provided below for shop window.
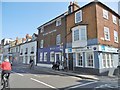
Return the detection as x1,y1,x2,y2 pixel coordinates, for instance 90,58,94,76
50,52,55,62
76,53,83,66
86,52,94,67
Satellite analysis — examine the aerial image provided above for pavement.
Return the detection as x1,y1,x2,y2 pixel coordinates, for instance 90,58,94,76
32,63,118,81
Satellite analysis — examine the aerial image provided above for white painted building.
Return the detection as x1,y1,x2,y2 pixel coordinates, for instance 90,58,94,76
19,34,38,65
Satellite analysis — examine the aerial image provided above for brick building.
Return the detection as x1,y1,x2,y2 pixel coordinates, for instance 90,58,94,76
37,1,120,75
66,1,120,75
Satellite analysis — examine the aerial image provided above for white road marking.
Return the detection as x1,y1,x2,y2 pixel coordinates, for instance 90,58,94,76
31,78,57,89
65,81,98,90
11,71,24,76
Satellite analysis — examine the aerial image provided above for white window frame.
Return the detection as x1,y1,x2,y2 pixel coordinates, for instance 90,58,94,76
114,30,118,43
102,53,106,68
102,53,113,68
112,15,117,24
40,40,44,48
44,52,47,62
73,29,79,41
76,53,83,67
40,27,44,33
104,27,110,41
50,52,55,62
75,10,82,23
56,34,61,45
72,25,87,42
40,53,43,61
103,9,108,19
85,52,94,68
56,19,61,26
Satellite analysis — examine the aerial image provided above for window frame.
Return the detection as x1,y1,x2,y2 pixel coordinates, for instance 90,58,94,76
40,40,44,48
76,53,83,67
56,19,61,26
75,10,82,23
103,9,108,19
56,34,61,45
50,52,55,62
85,52,94,68
104,27,110,41
114,30,118,43
44,52,47,62
112,15,117,24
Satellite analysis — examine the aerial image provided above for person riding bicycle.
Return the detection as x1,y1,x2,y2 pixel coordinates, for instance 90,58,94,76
29,59,34,69
1,57,12,85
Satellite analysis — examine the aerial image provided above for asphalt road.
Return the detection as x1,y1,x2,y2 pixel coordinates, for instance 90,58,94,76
0,64,119,90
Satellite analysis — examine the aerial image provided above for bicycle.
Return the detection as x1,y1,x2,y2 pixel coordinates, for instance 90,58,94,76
1,73,10,89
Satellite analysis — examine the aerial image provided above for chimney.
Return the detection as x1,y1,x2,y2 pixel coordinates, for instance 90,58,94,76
26,34,29,39
22,38,26,43
16,37,18,44
68,1,80,14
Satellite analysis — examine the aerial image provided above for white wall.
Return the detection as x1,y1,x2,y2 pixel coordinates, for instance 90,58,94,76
20,41,37,65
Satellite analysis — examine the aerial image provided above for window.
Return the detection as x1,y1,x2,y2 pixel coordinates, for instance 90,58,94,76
110,54,113,67
102,53,113,68
56,34,61,45
40,27,44,33
114,30,118,43
104,27,110,41
56,19,61,26
72,26,87,42
102,53,106,68
112,15,117,24
26,48,28,52
31,46,34,52
40,53,43,61
40,40,44,48
86,52,94,67
103,9,108,19
81,27,86,40
74,29,79,41
50,52,55,62
107,54,110,67
75,10,82,23
44,52,47,61
76,53,83,66
16,47,18,52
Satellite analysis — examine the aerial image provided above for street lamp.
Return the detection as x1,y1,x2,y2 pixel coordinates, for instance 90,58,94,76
60,43,64,69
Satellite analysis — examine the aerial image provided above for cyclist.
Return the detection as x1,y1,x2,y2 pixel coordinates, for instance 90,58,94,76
1,57,12,85
29,59,34,69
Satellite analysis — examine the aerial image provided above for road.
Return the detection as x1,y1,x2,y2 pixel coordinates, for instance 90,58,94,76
0,64,119,90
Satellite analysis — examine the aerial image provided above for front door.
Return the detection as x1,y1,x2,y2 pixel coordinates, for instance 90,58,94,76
55,53,61,63
68,53,73,70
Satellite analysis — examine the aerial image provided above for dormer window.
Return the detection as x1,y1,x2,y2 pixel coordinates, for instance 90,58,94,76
56,19,61,26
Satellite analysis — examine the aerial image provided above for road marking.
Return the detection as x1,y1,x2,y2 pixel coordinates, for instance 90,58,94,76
65,81,98,90
31,78,58,89
11,71,24,76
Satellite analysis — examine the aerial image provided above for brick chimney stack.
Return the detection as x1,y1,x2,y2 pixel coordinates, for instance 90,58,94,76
68,1,80,14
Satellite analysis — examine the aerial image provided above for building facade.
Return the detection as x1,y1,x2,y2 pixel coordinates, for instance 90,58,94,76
37,12,67,68
19,34,37,65
66,1,120,75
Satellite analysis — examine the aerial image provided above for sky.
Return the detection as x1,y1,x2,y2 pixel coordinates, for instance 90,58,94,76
0,0,120,41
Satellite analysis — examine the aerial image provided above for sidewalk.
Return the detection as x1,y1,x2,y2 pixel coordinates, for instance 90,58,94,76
34,64,100,81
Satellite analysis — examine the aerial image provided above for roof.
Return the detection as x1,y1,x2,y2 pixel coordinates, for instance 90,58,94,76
67,1,120,18
38,1,120,30
37,12,68,30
